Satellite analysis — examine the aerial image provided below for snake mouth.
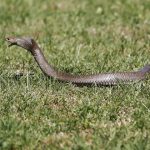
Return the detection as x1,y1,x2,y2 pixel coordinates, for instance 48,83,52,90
5,37,17,47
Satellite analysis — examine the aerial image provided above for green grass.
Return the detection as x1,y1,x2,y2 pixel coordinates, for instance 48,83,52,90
0,0,150,149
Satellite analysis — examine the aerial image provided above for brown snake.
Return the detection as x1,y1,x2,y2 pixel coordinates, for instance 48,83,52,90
6,37,150,85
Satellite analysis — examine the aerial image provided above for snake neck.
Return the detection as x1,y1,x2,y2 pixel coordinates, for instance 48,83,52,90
31,46,58,77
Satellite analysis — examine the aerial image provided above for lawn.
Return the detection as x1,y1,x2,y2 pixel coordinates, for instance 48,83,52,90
0,0,150,149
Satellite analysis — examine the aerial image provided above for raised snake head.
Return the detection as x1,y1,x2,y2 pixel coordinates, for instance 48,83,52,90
6,37,36,51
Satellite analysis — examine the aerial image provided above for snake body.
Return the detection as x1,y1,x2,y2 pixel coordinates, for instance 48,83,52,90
6,37,150,85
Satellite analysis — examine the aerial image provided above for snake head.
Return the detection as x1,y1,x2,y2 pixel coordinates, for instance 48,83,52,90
6,37,36,51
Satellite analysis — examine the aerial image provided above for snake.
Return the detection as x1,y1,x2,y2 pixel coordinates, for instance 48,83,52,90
6,36,150,86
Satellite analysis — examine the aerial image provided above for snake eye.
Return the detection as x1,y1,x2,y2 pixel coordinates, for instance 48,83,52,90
6,37,13,42
6,37,10,41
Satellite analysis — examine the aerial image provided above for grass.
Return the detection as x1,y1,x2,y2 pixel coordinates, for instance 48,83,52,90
0,0,150,149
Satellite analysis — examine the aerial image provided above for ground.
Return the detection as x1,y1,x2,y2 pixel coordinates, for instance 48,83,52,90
0,0,150,149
